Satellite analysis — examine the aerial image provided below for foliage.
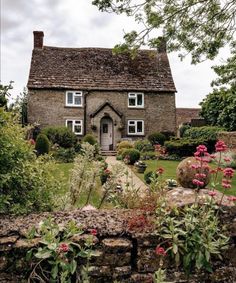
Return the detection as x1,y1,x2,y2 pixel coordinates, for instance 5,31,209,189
0,108,63,214
148,132,166,146
117,140,133,155
82,134,97,145
35,134,50,155
53,147,76,163
144,171,158,185
42,126,77,148
13,87,28,126
0,81,13,108
134,139,154,152
140,151,157,160
179,124,191,138
27,218,98,282
121,148,140,164
200,86,236,131
183,126,224,140
70,143,103,207
164,138,215,157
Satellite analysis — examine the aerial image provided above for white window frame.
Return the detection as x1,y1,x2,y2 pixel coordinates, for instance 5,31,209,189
128,92,144,108
65,119,83,135
65,91,83,107
127,120,144,135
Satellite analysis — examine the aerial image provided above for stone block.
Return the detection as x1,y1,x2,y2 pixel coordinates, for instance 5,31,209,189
102,238,132,253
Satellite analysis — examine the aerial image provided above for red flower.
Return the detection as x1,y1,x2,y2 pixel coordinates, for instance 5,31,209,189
90,229,98,236
29,139,35,145
157,167,164,175
58,243,69,253
208,191,217,197
223,168,234,178
196,144,208,153
227,196,236,202
210,169,217,174
155,246,167,256
192,179,204,187
104,169,111,174
215,140,227,152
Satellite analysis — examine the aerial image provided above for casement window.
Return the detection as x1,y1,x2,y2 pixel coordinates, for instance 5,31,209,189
66,120,83,135
66,91,82,107
127,120,144,135
128,93,144,108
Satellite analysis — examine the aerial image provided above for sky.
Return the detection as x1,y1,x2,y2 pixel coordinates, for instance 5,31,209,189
1,0,230,107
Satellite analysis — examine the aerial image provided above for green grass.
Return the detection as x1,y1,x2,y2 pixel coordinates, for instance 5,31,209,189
134,160,236,196
51,162,110,208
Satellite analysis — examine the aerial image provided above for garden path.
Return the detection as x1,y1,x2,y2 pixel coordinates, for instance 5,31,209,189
105,156,148,194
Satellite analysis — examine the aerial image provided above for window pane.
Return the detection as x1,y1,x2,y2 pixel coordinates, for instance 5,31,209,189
137,94,143,105
129,125,136,134
74,125,82,134
129,121,135,125
74,96,82,105
129,98,136,106
103,124,108,133
67,121,73,131
137,121,143,133
67,93,73,104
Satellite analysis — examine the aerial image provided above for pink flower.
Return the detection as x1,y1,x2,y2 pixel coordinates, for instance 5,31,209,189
90,229,98,236
222,179,232,189
192,179,204,187
210,169,217,174
227,196,236,202
210,154,216,159
224,157,231,162
155,246,167,256
208,191,217,197
196,144,208,153
195,173,206,179
29,139,35,145
223,168,234,178
58,243,69,253
215,140,227,152
191,164,200,169
104,169,111,174
157,167,164,175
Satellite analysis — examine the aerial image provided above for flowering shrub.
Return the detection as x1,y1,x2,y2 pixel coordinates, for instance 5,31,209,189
27,218,98,282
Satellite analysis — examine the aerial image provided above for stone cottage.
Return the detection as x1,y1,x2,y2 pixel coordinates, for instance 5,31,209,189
27,31,176,150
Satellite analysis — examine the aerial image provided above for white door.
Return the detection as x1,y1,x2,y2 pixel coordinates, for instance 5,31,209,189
101,118,113,150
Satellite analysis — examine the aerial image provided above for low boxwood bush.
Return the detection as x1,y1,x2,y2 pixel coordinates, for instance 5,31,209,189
35,134,50,155
121,148,140,165
148,132,166,145
53,147,76,163
82,134,97,145
183,126,224,140
134,139,154,152
117,141,133,155
179,124,191,138
42,126,77,148
144,171,158,185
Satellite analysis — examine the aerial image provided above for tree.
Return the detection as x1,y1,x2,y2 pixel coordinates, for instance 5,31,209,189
93,0,236,85
0,81,13,108
200,86,236,131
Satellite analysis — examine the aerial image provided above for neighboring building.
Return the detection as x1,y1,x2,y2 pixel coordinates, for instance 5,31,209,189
27,31,177,150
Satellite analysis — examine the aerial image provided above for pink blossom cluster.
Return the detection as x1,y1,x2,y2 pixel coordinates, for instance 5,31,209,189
58,242,69,253
155,246,167,256
215,140,227,152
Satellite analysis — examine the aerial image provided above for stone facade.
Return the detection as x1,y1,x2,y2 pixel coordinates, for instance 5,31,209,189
28,88,176,148
218,131,236,151
0,208,236,282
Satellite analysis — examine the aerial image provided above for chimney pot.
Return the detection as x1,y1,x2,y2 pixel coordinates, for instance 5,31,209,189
33,31,44,49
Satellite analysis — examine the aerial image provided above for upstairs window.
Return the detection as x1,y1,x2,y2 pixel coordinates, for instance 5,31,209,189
66,91,82,107
66,120,83,135
128,120,144,135
128,93,144,108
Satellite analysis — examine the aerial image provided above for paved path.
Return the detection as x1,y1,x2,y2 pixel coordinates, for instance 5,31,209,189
105,156,148,194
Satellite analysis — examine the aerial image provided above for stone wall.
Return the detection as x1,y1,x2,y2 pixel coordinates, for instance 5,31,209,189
0,208,236,283
218,131,236,151
28,89,176,142
176,108,201,128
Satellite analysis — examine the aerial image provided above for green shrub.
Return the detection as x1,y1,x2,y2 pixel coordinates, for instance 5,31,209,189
165,137,216,157
161,131,175,141
42,126,77,148
35,134,50,155
183,126,224,140
148,132,166,145
179,124,191,138
144,171,158,184
121,148,140,165
117,140,133,155
82,134,97,145
141,151,156,160
0,109,62,214
134,139,153,152
53,147,76,163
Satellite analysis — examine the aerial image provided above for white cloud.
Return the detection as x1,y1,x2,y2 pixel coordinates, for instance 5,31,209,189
1,0,230,107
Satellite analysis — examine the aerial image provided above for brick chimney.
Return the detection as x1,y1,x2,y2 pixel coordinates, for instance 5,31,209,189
157,37,166,53
33,31,44,49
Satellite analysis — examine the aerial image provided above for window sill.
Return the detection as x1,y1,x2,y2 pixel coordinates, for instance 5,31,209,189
128,106,145,109
127,134,145,137
64,105,83,108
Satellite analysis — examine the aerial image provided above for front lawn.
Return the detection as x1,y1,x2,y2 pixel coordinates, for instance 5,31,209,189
134,160,236,196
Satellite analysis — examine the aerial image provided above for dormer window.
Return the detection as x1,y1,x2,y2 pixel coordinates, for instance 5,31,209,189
128,93,144,108
66,91,82,107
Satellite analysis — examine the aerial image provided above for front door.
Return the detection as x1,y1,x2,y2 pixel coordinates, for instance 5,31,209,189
100,117,113,151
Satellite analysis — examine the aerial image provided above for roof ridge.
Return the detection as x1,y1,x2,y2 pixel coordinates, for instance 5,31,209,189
42,46,158,52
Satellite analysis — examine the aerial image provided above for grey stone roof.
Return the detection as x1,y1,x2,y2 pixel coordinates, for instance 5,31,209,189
27,46,176,92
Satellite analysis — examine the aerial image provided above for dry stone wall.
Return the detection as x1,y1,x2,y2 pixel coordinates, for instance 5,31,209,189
0,208,236,283
218,131,236,151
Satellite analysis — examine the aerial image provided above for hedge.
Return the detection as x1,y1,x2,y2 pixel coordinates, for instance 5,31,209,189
183,126,225,140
